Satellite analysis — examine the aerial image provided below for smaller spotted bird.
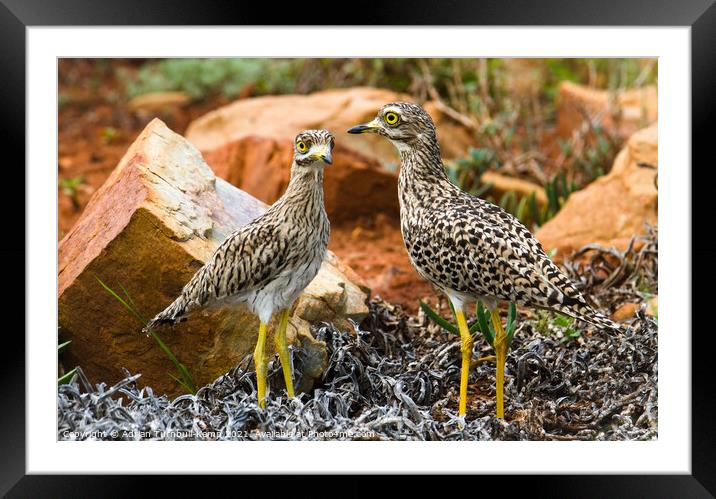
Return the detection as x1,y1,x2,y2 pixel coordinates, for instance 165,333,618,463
348,103,623,420
144,130,334,408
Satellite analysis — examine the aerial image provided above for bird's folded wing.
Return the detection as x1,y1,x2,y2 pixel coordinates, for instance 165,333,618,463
170,221,291,316
202,223,290,302
438,204,587,311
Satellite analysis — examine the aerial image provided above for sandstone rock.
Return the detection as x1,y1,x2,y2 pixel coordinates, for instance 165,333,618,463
294,251,369,332
127,91,191,113
536,124,658,260
58,118,368,397
185,87,476,169
611,295,657,321
503,58,545,99
481,170,548,208
557,81,657,140
201,135,400,224
611,303,639,321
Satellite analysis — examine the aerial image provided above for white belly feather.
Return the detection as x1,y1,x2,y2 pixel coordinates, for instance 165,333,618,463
241,251,325,324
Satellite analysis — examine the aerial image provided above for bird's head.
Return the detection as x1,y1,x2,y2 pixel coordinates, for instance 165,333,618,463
347,102,437,151
293,129,334,168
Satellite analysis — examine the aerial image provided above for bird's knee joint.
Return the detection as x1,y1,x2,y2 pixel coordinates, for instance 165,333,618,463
461,336,474,354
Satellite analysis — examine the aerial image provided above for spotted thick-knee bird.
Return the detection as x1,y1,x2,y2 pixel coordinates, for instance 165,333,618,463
144,129,334,407
348,103,623,420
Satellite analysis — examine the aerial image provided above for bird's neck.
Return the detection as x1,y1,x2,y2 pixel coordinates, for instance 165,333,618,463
397,136,455,202
279,163,325,212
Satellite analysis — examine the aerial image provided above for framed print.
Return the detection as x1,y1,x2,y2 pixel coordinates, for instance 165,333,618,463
4,0,714,495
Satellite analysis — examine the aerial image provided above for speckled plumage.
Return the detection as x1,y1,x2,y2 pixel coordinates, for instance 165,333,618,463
355,102,621,331
144,130,333,331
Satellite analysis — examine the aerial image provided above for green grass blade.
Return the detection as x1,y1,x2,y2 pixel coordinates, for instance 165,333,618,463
515,196,528,225
528,192,539,225
58,340,72,354
547,179,560,213
420,300,458,335
469,320,481,334
476,301,494,347
58,367,78,385
149,330,196,393
96,274,196,394
95,275,146,325
506,302,518,345
500,191,517,213
553,314,575,327
473,181,493,198
168,372,195,394
118,282,142,319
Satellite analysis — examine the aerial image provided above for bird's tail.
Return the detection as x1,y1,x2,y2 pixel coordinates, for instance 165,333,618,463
142,263,212,334
142,295,191,334
580,311,627,334
552,301,628,334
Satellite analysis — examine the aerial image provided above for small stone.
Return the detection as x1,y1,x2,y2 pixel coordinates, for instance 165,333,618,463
612,303,640,321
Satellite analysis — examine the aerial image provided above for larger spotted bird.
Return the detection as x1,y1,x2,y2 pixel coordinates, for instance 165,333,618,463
144,130,334,408
348,103,622,420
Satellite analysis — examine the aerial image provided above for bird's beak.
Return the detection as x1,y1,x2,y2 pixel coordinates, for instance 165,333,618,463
347,118,381,135
310,145,333,165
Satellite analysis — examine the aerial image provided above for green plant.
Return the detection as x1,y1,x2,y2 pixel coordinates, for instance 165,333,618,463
473,301,517,350
59,176,86,211
119,58,298,100
533,310,551,336
58,93,72,110
420,300,481,337
447,147,498,196
421,298,518,419
100,126,119,144
553,314,581,344
95,276,197,394
58,339,77,385
543,171,580,222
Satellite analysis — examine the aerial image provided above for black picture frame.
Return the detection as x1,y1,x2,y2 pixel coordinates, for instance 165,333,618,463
4,0,713,495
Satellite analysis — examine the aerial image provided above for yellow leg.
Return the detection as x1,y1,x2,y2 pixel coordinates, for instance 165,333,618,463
454,309,473,418
254,321,268,408
491,309,507,419
274,309,295,398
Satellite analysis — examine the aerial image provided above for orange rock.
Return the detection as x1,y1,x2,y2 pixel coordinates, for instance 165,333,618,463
611,295,657,321
503,58,545,99
536,124,658,260
612,303,639,321
557,81,657,140
127,91,191,112
481,170,548,208
58,118,367,397
201,135,400,225
185,87,476,168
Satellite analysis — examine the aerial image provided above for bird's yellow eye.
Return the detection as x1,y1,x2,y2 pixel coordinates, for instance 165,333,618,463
384,111,400,126
297,141,308,153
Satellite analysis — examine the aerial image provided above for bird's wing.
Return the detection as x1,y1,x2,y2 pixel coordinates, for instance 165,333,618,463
144,216,290,329
203,220,290,301
440,199,592,314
